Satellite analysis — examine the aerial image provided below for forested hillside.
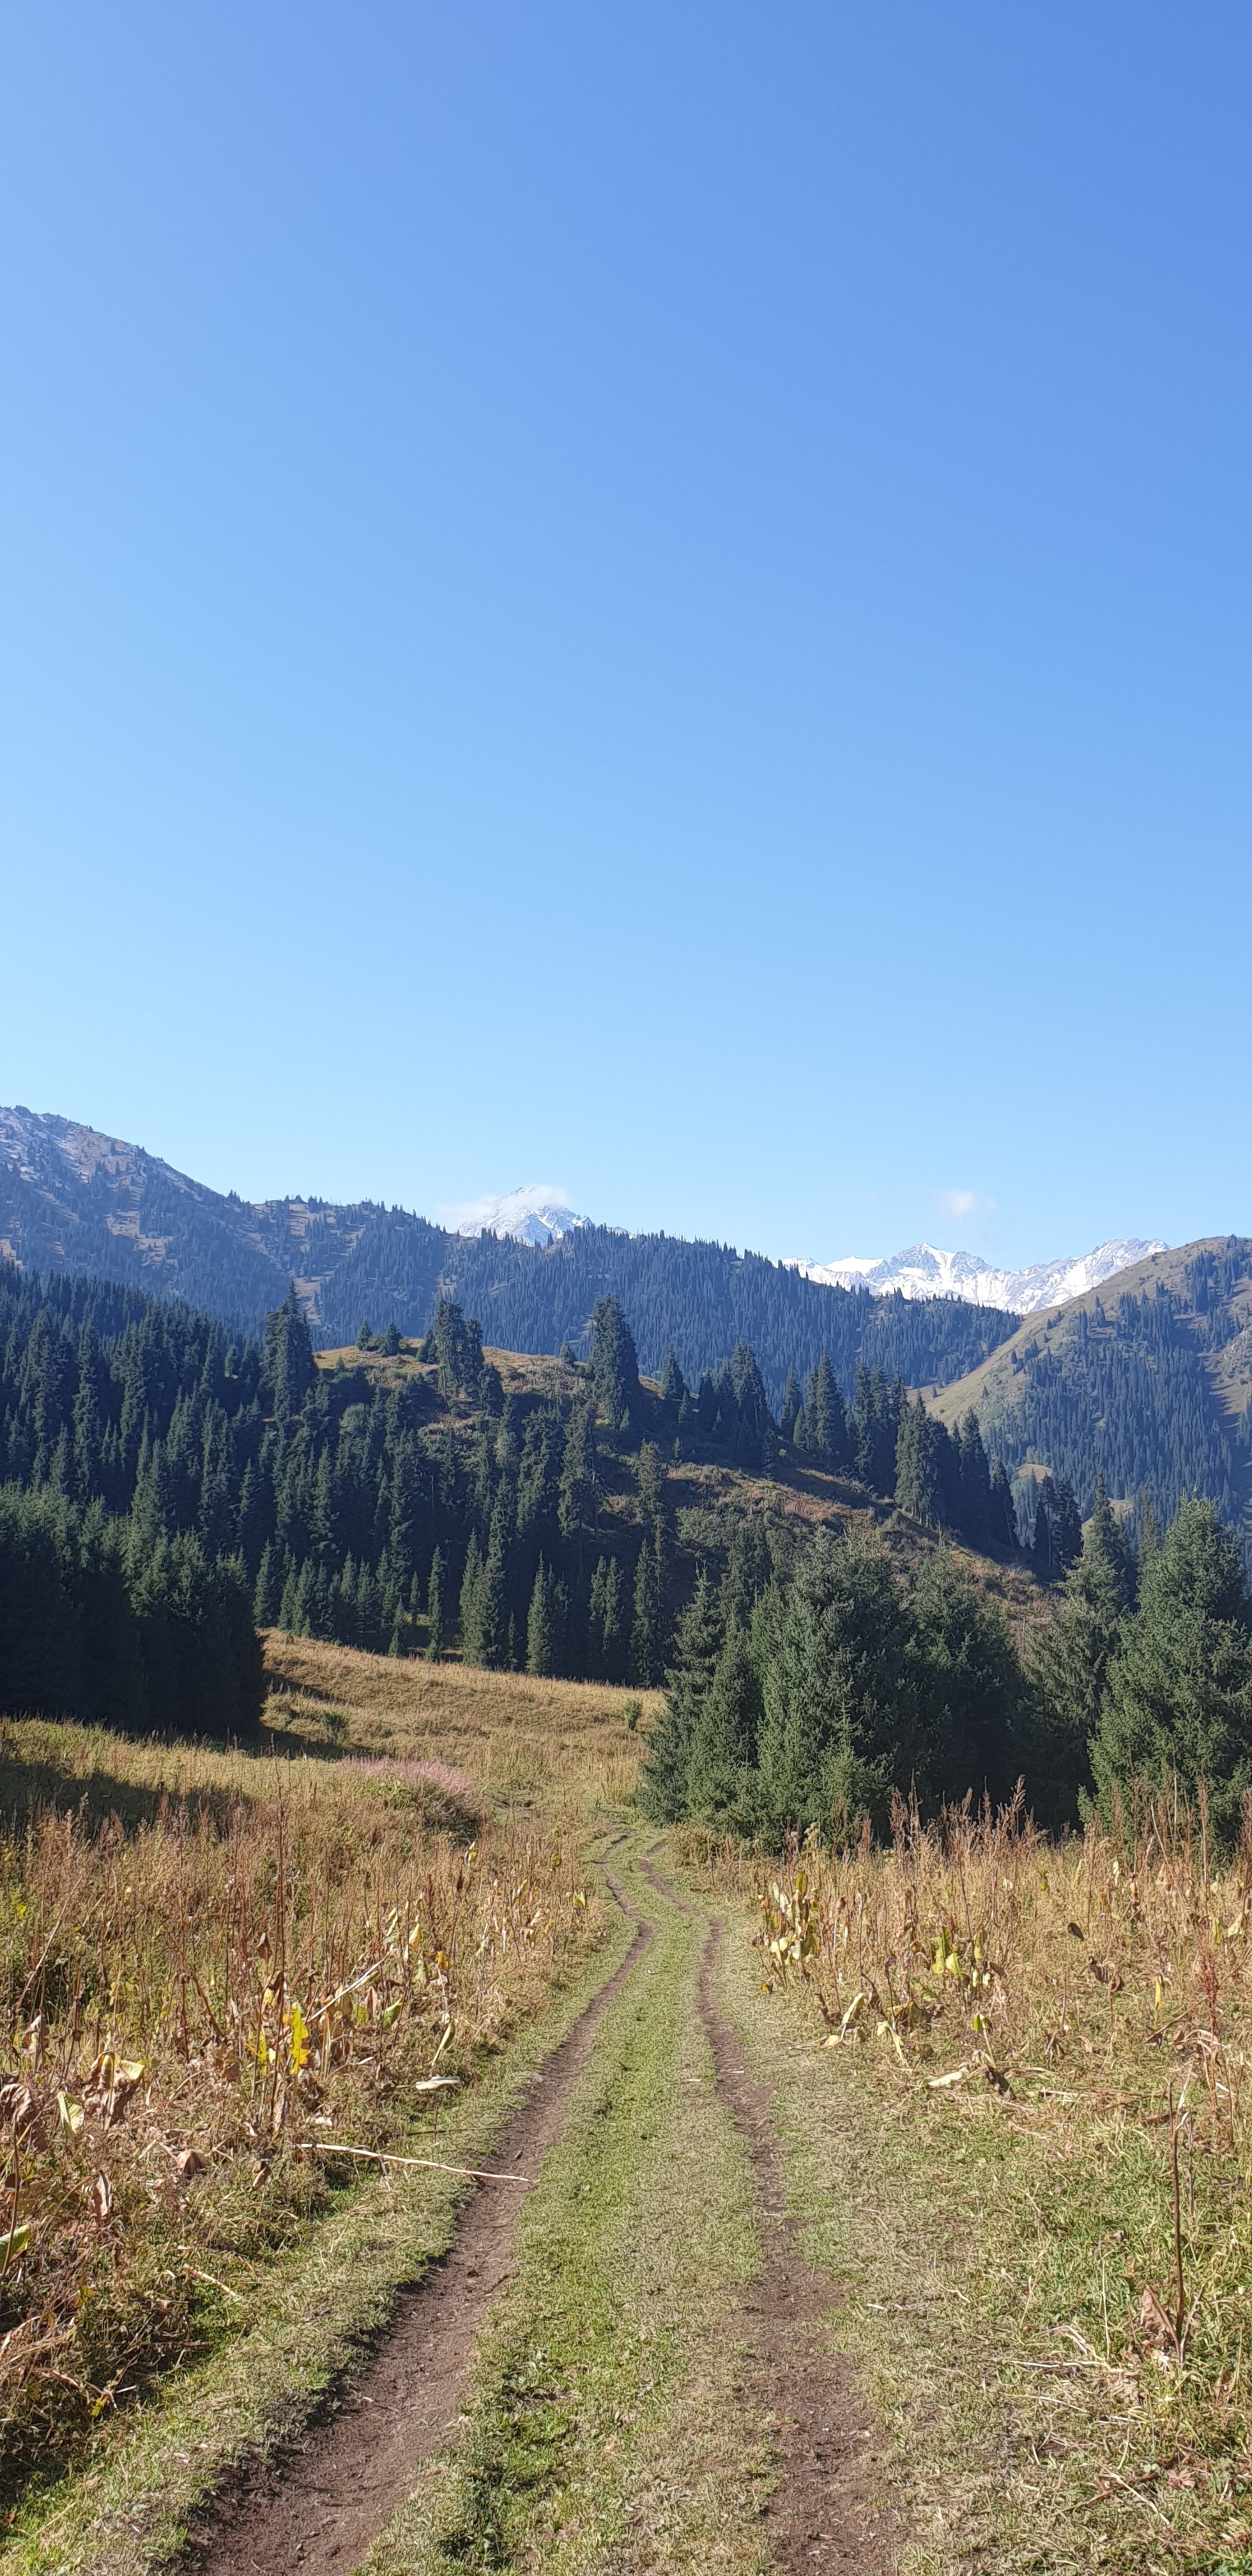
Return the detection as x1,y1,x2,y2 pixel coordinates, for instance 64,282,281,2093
932,1238,1252,1551
0,1259,1023,1736
0,1107,1016,1402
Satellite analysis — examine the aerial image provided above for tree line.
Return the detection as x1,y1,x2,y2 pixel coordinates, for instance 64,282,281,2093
642,1489,1252,1846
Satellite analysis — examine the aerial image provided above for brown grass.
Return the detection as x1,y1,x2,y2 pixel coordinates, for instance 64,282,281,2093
696,1796,1252,2556
0,1639,650,2504
259,1630,652,1818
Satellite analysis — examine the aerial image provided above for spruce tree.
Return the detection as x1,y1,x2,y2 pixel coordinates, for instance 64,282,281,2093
684,1622,764,1832
425,1546,446,1660
1053,1479,1083,1573
590,1296,640,1430
261,1287,316,1421
253,1540,280,1627
1032,1478,1134,1820
894,1397,942,1525
756,1529,916,1836
659,1347,687,1407
526,1558,558,1676
908,1547,1027,1811
458,1533,484,1660
631,1536,664,1687
558,1399,597,1554
779,1370,801,1445
637,1574,722,1820
1091,1498,1252,1842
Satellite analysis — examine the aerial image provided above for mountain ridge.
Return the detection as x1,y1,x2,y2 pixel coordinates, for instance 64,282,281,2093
929,1236,1252,1544
0,1105,1018,1407
790,1236,1165,1313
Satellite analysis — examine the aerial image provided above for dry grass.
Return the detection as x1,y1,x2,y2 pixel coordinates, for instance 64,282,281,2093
695,1798,1252,2561
259,1630,652,1818
0,1645,645,2508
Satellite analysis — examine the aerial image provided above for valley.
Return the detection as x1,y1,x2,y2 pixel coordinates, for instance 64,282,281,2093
4,1210,1252,2566
4,1640,1251,2572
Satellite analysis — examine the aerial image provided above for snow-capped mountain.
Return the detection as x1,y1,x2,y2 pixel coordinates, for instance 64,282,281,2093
788,1238,1166,1314
442,1184,591,1248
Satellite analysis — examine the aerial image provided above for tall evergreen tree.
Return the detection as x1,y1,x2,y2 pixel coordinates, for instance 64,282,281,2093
526,1558,560,1677
684,1621,764,1830
263,1287,316,1422
908,1547,1027,1810
637,1574,722,1821
425,1545,446,1660
591,1296,640,1430
1091,1498,1252,1841
1032,1478,1134,1820
894,1397,942,1525
779,1370,801,1445
756,1529,916,1836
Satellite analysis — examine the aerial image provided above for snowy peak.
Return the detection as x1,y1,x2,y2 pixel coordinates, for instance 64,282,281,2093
790,1238,1166,1314
442,1184,592,1248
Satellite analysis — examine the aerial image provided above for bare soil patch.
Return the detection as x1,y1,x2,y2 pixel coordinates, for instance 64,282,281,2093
178,1868,649,2576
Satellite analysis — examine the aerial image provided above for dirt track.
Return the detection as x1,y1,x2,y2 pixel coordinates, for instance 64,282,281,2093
181,1847,890,2574
636,1850,891,2576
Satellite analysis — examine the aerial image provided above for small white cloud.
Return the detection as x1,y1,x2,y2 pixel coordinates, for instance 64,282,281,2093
936,1186,996,1226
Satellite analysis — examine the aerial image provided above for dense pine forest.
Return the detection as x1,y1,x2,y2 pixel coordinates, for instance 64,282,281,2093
0,1261,1022,1734
644,1487,1252,1844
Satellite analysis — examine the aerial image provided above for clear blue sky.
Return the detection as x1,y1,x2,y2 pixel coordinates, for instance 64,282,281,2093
2,4,1249,1268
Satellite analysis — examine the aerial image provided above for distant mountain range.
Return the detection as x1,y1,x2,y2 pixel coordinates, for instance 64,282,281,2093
3,1107,1248,1547
0,1107,1015,1405
437,1179,1161,1317
790,1237,1166,1314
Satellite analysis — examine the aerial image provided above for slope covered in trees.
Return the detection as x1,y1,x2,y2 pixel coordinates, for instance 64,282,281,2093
6,1262,1251,1846
0,1108,1016,1404
0,1261,1021,1739
931,1238,1252,1553
644,1485,1252,1847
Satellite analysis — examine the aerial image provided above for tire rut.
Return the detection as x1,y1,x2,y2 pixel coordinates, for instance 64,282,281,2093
637,1847,894,2576
178,1859,651,2576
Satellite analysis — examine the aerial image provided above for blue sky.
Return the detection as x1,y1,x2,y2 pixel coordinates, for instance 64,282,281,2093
2,4,1249,1268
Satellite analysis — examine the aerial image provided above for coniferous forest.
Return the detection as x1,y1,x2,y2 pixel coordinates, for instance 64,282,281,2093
937,1243,1252,1540
0,1262,1016,1733
3,1256,1251,1840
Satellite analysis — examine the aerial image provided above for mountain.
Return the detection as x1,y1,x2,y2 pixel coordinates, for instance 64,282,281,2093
443,1184,592,1246
929,1238,1252,1545
0,1106,1016,1407
790,1237,1166,1313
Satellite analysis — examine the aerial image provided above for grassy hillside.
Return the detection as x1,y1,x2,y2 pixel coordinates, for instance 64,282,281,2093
930,1233,1252,1542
